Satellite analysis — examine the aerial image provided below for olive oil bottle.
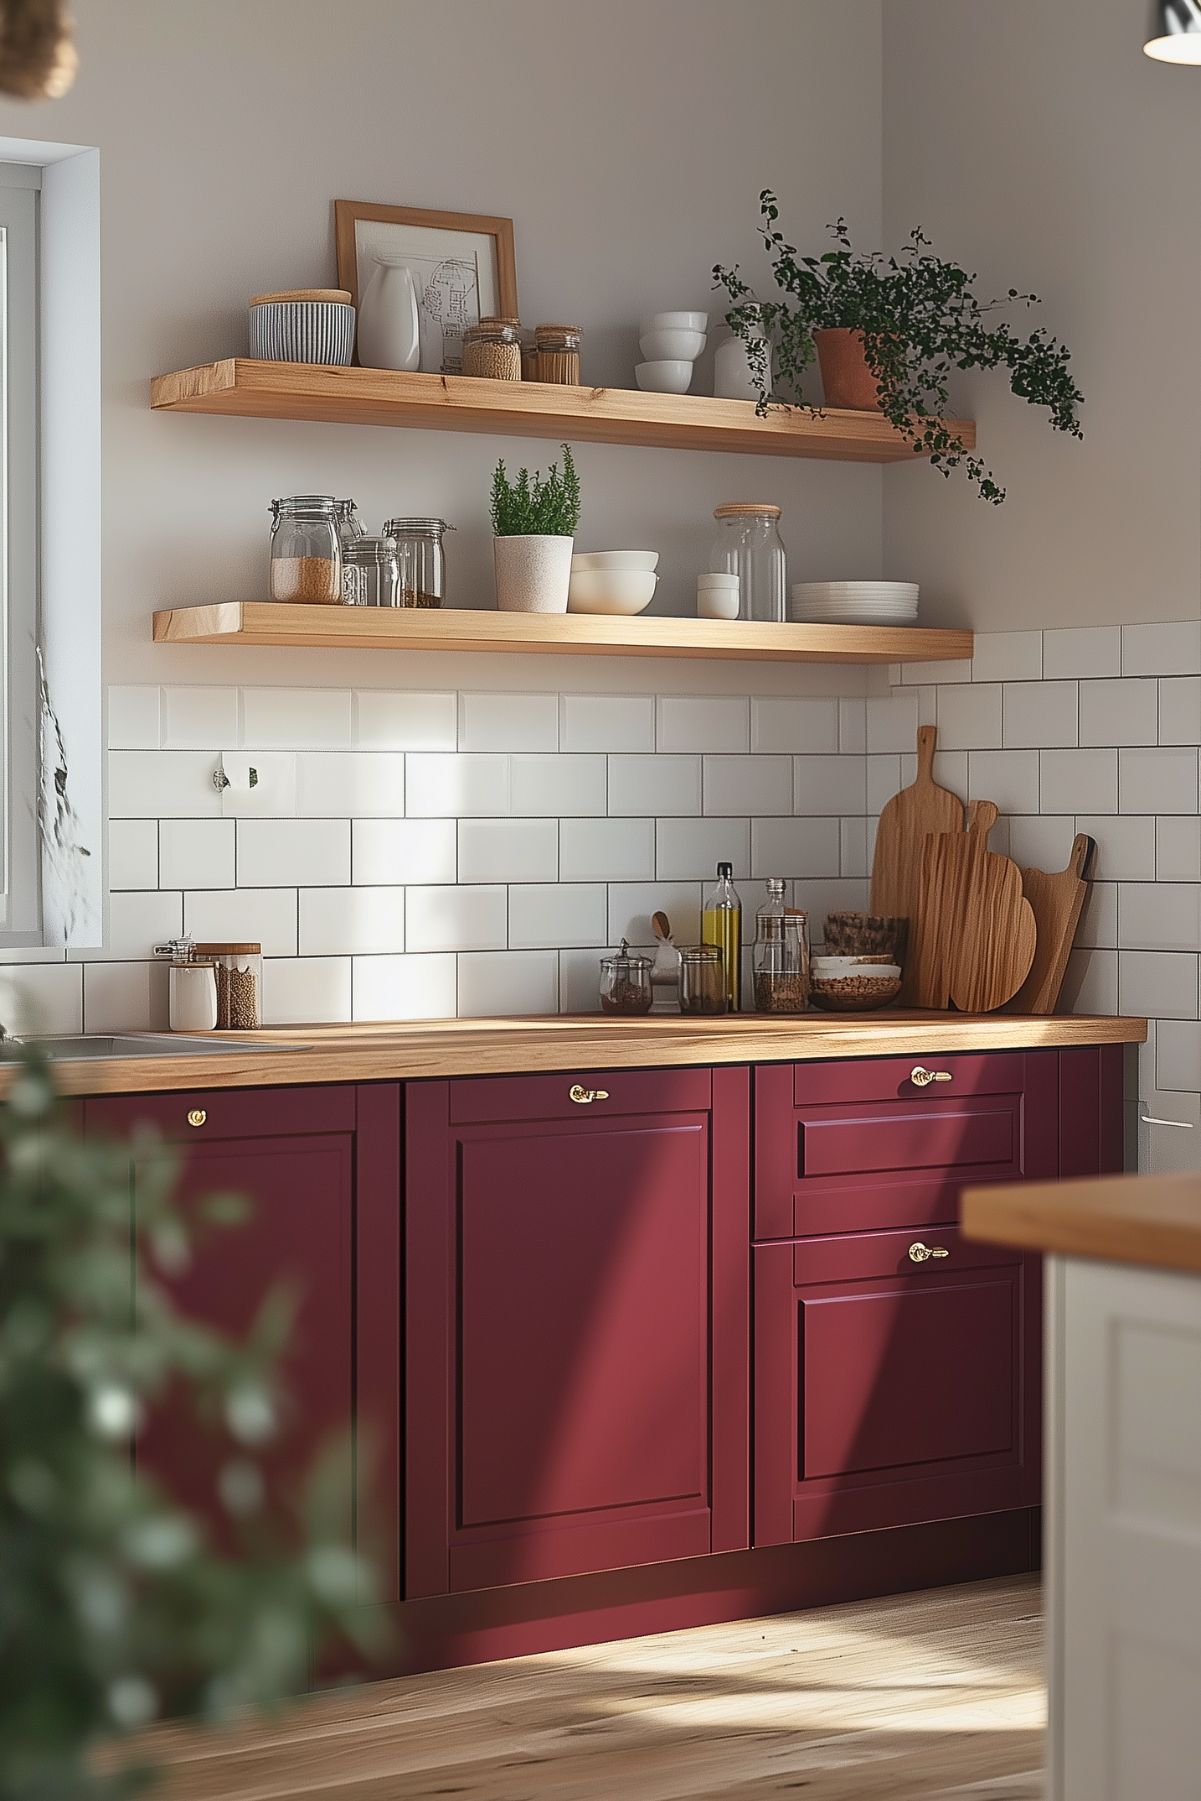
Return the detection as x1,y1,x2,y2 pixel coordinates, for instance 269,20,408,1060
701,860,742,1011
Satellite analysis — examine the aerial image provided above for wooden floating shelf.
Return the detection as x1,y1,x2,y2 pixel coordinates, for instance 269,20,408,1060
149,359,976,464
152,603,974,665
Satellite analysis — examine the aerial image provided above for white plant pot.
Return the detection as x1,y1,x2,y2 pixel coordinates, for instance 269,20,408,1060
357,258,421,371
714,329,773,401
493,535,574,613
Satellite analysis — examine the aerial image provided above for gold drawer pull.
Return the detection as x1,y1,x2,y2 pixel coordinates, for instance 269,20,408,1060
910,1065,953,1089
186,1109,207,1128
908,1241,950,1265
569,1084,609,1105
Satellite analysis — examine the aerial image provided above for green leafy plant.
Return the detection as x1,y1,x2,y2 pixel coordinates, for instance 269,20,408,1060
490,442,581,536
0,1052,382,1800
714,192,1084,502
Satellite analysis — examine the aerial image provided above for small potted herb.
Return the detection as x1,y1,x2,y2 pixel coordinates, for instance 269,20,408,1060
715,192,1084,503
490,442,582,612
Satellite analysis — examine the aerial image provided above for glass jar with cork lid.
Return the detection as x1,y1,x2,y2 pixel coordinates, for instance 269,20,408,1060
462,317,522,381
269,495,343,604
534,324,582,384
710,502,787,623
196,943,263,1030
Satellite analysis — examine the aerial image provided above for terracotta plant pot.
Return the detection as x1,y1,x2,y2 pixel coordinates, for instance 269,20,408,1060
813,328,884,412
493,534,574,613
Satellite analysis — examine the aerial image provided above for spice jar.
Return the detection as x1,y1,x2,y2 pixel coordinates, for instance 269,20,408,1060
599,941,653,1016
710,502,787,623
462,317,522,381
534,323,582,384
382,517,454,609
679,945,727,1016
753,879,810,1014
269,495,343,604
196,942,263,1030
343,533,401,606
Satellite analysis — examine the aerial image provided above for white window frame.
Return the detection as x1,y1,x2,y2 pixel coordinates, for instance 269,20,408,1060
0,161,41,943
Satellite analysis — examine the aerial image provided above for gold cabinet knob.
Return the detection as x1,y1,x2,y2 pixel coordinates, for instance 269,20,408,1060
908,1241,950,1264
910,1065,953,1089
186,1109,207,1128
569,1084,610,1105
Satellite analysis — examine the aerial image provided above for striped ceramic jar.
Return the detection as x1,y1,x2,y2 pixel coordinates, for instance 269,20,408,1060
249,292,355,366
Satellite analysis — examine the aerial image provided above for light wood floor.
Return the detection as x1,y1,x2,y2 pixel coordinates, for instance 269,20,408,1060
140,1575,1045,1801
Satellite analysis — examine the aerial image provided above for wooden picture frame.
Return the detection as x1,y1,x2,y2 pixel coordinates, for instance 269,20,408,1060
334,200,518,374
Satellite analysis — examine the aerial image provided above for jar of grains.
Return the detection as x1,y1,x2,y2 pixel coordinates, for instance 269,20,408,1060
343,533,401,606
679,944,728,1015
382,517,454,608
269,495,343,603
462,317,522,381
196,942,263,1030
599,941,654,1015
534,323,582,384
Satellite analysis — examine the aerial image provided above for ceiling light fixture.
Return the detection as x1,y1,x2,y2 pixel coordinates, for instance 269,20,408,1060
1145,0,1201,61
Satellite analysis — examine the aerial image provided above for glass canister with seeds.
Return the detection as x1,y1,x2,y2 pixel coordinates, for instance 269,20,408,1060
268,495,343,603
382,517,454,608
196,942,263,1030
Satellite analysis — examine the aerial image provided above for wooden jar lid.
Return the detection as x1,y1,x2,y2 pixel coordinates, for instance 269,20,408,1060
194,941,262,955
250,289,352,306
713,502,782,518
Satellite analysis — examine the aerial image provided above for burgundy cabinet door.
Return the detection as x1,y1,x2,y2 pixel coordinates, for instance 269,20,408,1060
405,1066,749,1596
85,1084,401,1599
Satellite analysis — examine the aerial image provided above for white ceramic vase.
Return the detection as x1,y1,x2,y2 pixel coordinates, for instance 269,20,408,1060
356,258,420,371
493,535,574,614
714,328,772,401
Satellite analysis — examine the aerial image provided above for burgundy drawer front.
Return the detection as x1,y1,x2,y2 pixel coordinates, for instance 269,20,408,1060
794,1171,988,1238
791,1223,1014,1287
447,1066,712,1125
84,1083,356,1144
800,1099,1017,1180
793,1051,1028,1107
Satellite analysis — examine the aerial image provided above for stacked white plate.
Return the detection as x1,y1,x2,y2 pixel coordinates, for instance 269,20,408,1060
791,581,919,625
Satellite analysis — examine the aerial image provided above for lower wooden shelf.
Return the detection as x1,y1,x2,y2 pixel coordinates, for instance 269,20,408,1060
151,603,974,664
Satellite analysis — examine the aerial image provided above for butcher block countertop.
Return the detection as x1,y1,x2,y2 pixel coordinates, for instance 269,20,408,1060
964,1170,1201,1277
0,1010,1145,1098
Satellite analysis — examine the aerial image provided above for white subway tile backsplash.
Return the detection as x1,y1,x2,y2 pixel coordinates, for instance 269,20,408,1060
1119,951,1200,1020
705,754,791,817
609,882,701,947
406,753,509,818
297,751,405,819
897,658,972,686
1122,621,1201,677
866,693,919,753
1077,881,1118,950
457,950,558,1017
1119,883,1201,953
970,632,1042,684
101,890,183,961
107,686,161,751
1006,815,1076,871
158,818,235,891
1158,817,1201,882
108,819,158,890
1042,626,1121,680
236,819,350,888
658,694,748,753
352,818,456,886
262,956,353,1025
458,818,557,883
460,691,558,752
354,690,457,751
405,884,506,953
794,754,867,817
657,817,750,882
560,817,655,882
1062,947,1119,1015
511,754,606,817
751,817,842,880
0,963,83,1035
1119,747,1198,815
1158,1021,1201,1094
558,947,604,1012
750,696,839,755
866,755,902,814
903,749,968,797
109,751,222,819
1078,678,1158,748
795,878,871,932
1002,680,1078,749
838,698,867,755
241,687,352,748
508,884,607,949
82,960,168,1033
966,750,1040,816
218,752,298,818
184,888,298,957
351,952,456,1021
1159,677,1201,747
1077,816,1156,882
840,817,868,878
161,686,239,750
1038,748,1116,816
937,683,1001,750
608,754,700,817
298,887,405,956
559,694,654,753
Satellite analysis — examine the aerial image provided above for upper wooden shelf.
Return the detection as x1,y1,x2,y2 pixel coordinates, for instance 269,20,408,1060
149,359,976,464
152,602,974,665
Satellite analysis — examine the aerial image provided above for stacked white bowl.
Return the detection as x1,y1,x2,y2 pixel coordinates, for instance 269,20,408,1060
790,581,920,626
636,312,708,394
568,551,659,616
696,572,740,620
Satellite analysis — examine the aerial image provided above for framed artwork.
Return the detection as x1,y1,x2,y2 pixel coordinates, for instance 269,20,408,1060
334,201,518,374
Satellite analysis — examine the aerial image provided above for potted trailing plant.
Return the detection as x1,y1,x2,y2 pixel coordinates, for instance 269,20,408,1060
714,192,1084,502
490,442,581,613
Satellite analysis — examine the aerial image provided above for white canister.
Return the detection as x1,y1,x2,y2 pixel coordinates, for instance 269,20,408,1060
168,960,218,1032
698,574,741,620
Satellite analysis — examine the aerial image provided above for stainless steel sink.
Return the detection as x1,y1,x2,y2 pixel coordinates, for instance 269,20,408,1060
7,1034,308,1061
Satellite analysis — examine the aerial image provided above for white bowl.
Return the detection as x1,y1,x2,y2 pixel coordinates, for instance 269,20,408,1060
698,589,740,621
697,572,740,588
568,570,659,616
572,550,660,572
639,328,706,362
636,359,693,394
640,310,708,335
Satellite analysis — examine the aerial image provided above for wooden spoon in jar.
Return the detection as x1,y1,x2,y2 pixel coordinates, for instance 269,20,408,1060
652,911,673,942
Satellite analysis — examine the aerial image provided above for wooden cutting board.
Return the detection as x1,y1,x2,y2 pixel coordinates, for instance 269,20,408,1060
1008,833,1096,1015
909,802,1037,1013
870,724,965,1003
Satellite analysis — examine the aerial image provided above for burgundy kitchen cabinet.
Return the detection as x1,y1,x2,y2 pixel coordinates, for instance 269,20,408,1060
405,1065,750,1596
83,1084,401,1598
